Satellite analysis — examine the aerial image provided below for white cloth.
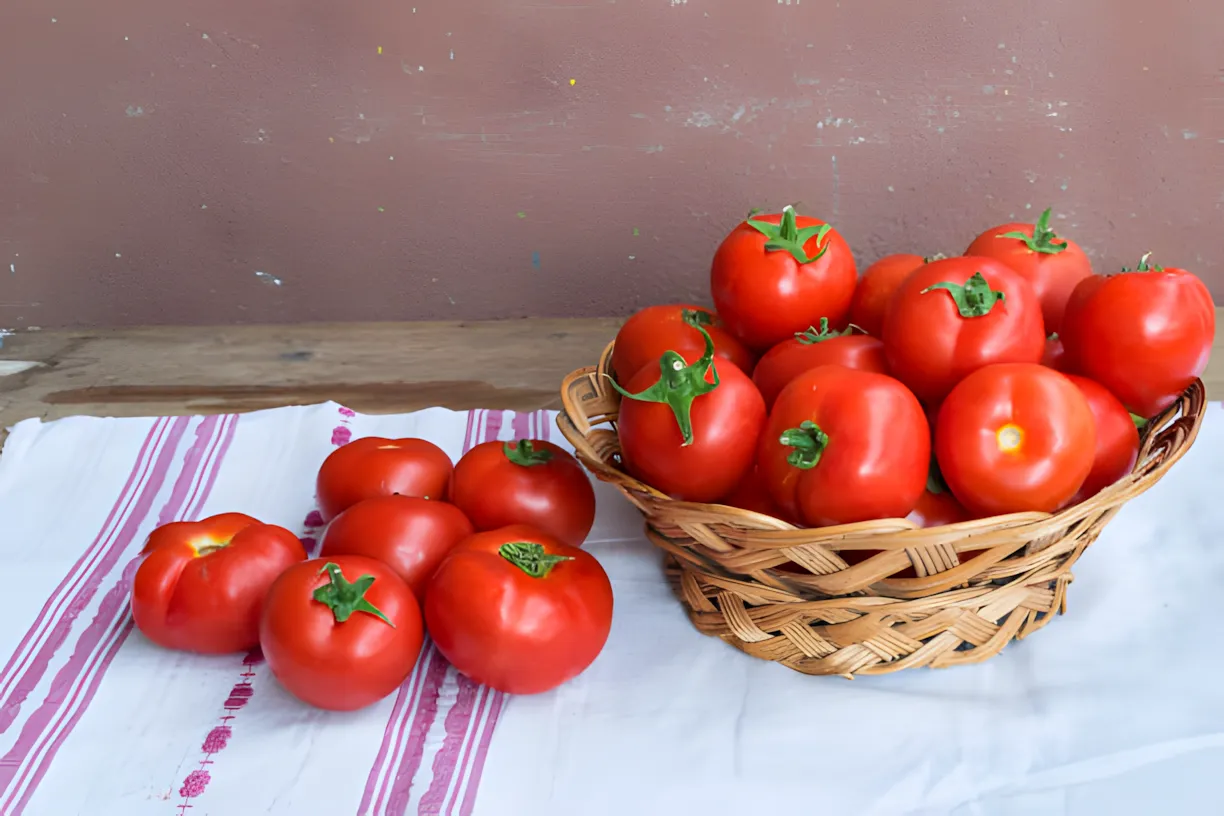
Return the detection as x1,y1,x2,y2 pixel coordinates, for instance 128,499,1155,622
0,401,1220,816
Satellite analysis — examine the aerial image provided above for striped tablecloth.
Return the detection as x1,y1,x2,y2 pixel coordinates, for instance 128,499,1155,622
0,401,1220,816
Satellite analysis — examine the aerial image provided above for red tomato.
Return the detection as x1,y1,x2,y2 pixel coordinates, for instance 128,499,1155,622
425,525,614,695
720,466,790,520
759,366,929,526
1063,374,1140,506
710,206,857,352
1060,255,1215,418
1041,333,1070,372
964,207,1093,333
936,363,1096,516
316,437,453,521
450,439,595,547
849,253,929,337
260,556,423,711
882,256,1046,407
131,513,306,654
610,304,757,383
612,324,765,502
751,319,890,410
907,487,971,528
319,495,474,600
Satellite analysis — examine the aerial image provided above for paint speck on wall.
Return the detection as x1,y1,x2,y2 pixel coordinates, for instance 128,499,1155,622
1183,130,1198,140
377,46,382,55
516,211,527,219
531,251,541,270
982,85,995,95
628,255,636,260
115,252,123,258
830,154,840,216
450,50,454,60
632,227,640,236
569,78,576,86
254,270,283,286
125,105,146,117
8,264,14,274
640,145,665,153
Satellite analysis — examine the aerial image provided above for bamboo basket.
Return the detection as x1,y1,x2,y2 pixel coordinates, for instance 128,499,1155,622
557,341,1207,677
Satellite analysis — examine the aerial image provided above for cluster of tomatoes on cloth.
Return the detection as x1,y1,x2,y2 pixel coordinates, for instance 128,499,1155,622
129,436,613,710
611,205,1215,532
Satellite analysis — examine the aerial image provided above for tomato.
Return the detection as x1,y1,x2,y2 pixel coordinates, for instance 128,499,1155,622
882,256,1045,407
1060,254,1215,418
849,253,929,337
751,319,890,410
710,206,857,352
319,495,474,600
759,365,929,526
1062,374,1140,506
1041,333,1070,372
424,525,614,695
316,437,453,521
612,323,765,502
450,439,595,547
720,466,790,520
964,207,1093,334
935,363,1095,516
131,513,306,654
260,556,423,711
907,485,971,528
610,304,757,383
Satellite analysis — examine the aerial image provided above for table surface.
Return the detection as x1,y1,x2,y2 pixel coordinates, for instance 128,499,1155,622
0,315,1220,431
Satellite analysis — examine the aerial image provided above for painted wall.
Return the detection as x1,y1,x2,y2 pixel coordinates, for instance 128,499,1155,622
1,0,1221,329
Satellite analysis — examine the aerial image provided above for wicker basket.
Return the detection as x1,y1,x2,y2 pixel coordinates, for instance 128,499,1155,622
557,341,1207,677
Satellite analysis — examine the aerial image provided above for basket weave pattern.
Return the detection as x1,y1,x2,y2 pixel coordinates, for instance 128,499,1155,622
558,342,1206,676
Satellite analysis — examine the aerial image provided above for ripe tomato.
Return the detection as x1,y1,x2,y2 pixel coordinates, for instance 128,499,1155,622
450,439,596,547
132,513,307,654
260,556,423,711
849,253,929,337
612,323,765,502
720,466,790,520
759,366,929,526
1060,255,1215,418
424,525,614,695
1041,333,1070,372
319,495,474,600
964,207,1093,334
610,304,756,383
1063,374,1140,506
710,206,857,352
906,480,972,528
316,437,453,521
882,256,1045,407
936,363,1095,516
751,319,890,410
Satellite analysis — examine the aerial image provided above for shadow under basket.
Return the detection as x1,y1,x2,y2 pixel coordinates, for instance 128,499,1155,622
557,342,1207,677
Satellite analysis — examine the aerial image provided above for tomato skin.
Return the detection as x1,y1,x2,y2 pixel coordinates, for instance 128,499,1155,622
721,467,791,521
964,213,1093,333
319,495,474,600
1060,265,1215,418
131,513,307,654
936,363,1096,516
752,331,889,410
316,437,453,521
710,210,857,352
849,254,927,337
906,489,971,528
1062,374,1140,506
450,439,595,547
1041,334,1071,372
424,525,614,695
617,354,765,502
759,366,929,526
260,555,423,711
611,304,757,382
882,256,1046,407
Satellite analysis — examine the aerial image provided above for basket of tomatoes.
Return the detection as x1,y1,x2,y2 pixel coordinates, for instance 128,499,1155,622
558,205,1213,677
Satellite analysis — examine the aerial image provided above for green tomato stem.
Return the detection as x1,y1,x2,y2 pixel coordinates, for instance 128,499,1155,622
745,205,833,265
504,440,553,467
921,271,1007,318
312,562,395,627
499,542,573,578
997,207,1068,255
794,317,859,345
780,420,829,469
1131,412,1149,429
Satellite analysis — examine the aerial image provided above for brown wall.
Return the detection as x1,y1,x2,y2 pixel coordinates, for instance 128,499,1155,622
1,0,1221,330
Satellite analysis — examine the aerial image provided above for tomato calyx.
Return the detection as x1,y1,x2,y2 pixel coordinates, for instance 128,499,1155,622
312,562,395,627
779,420,829,469
997,207,1068,255
921,272,1007,318
923,252,948,263
680,307,717,328
498,541,573,579
607,321,719,447
1121,252,1164,274
745,205,832,265
795,317,861,345
1131,412,1148,429
504,440,553,467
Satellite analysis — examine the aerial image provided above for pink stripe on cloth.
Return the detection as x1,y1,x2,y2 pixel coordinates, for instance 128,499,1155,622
0,414,238,814
0,416,184,737
417,409,537,814
360,410,484,816
0,417,171,730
